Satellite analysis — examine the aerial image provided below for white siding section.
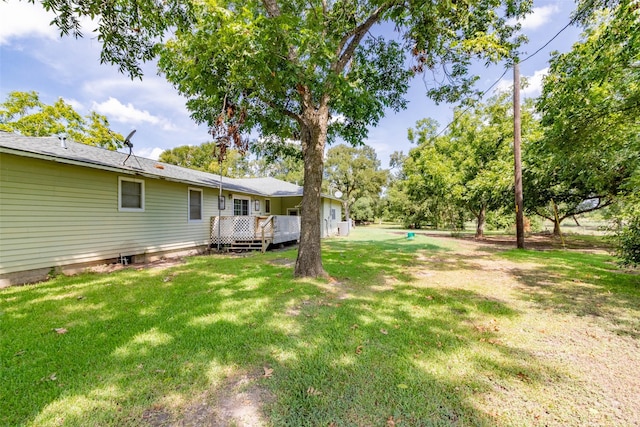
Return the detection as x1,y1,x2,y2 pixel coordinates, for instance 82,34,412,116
321,198,341,237
0,154,215,274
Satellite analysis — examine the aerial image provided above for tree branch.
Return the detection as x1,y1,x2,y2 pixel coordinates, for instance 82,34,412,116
320,0,328,39
532,208,554,222
559,197,614,221
332,1,398,75
262,0,281,17
261,0,300,68
467,203,479,218
259,95,302,126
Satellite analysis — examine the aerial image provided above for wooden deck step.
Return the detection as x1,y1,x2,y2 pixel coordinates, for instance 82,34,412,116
229,239,265,252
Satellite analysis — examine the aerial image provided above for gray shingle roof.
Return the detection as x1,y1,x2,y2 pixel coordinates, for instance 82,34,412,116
0,132,304,197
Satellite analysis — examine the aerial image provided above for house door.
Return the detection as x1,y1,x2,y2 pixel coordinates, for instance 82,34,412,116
232,198,252,239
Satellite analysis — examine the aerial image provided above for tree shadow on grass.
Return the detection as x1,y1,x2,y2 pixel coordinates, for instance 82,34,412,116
499,250,640,337
0,257,304,426
261,277,566,426
0,243,572,427
323,237,451,285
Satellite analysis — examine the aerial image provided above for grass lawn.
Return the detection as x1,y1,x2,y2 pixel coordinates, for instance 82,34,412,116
1,227,639,426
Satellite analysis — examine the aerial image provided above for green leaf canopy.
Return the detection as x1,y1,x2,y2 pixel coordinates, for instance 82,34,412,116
0,91,123,149
528,0,640,230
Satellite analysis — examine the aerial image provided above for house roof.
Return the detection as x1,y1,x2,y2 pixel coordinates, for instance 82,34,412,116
0,131,307,198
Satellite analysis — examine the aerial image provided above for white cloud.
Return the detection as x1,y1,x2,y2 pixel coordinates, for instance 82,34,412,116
137,147,165,160
491,67,548,98
519,4,560,31
367,141,392,157
329,114,347,125
83,75,189,114
93,97,159,124
91,97,176,130
493,78,513,95
0,2,58,45
63,98,85,112
522,67,549,97
0,1,99,45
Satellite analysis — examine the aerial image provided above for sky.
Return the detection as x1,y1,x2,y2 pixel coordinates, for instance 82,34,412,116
0,0,584,169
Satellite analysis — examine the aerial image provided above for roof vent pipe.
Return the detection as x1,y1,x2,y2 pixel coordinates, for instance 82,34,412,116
58,135,67,149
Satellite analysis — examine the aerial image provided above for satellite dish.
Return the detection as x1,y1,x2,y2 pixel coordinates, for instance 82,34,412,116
122,129,137,166
124,129,136,147
334,190,343,198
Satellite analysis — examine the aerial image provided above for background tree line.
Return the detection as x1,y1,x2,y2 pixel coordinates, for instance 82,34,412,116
385,0,639,264
0,91,123,149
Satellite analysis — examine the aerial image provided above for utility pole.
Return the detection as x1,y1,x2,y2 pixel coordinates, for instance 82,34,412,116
513,61,525,249
217,157,223,252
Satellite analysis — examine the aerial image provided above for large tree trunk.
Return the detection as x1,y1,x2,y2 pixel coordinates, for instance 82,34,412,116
475,205,486,239
295,103,329,278
553,218,561,237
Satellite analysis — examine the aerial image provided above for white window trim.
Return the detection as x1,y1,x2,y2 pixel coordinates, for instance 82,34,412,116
118,177,145,212
233,196,251,216
188,187,203,222
264,198,271,214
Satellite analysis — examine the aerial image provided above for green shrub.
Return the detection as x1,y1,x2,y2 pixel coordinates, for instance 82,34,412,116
485,208,514,232
616,216,640,267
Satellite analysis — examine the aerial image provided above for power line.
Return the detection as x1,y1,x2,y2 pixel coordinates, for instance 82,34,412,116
519,20,575,64
519,0,596,64
429,67,510,140
423,1,591,141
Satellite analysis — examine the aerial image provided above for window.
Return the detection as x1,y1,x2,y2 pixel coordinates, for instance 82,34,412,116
264,199,271,214
189,188,203,221
119,177,144,211
330,208,336,220
233,198,249,216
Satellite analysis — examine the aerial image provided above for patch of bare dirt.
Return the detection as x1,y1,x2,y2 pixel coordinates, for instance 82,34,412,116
89,257,186,275
143,372,273,427
425,231,611,253
268,258,295,267
318,277,353,300
142,406,172,427
407,236,640,426
533,320,640,425
180,373,273,427
209,375,273,426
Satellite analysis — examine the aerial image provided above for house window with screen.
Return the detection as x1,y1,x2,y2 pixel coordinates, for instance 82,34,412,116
189,188,203,221
233,198,249,216
265,199,271,214
119,177,144,211
331,208,336,220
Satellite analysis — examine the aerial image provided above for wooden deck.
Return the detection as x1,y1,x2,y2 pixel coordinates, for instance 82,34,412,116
210,215,301,252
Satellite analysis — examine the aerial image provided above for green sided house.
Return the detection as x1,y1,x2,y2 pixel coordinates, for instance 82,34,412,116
0,132,342,286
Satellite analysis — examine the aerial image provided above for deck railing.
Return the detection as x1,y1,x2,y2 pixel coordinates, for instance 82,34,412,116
272,215,301,244
210,215,300,251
